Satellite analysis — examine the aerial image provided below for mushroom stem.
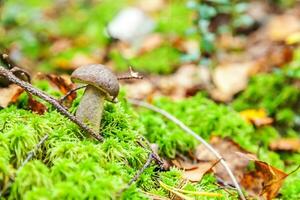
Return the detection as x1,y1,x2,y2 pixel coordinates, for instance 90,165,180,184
76,85,104,133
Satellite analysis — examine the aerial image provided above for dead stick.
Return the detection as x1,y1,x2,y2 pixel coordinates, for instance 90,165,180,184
119,153,154,194
117,66,143,80
18,134,49,171
0,66,103,141
128,99,246,200
137,136,164,168
59,85,87,103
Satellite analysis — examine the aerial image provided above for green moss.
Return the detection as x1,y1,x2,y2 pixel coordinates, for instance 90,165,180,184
157,0,192,36
139,94,254,157
0,94,154,199
232,68,300,131
112,45,181,74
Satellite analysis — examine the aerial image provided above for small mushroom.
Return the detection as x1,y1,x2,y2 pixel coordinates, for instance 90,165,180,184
71,64,119,133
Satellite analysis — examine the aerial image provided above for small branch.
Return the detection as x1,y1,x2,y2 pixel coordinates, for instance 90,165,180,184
18,134,49,171
0,66,103,141
128,99,246,200
59,85,87,103
118,153,154,195
137,136,164,168
117,67,143,80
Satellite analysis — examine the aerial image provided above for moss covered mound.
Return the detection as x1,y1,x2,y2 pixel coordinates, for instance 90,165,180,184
0,90,299,199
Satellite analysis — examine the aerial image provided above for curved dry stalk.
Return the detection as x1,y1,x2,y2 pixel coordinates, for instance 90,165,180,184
0,66,103,141
128,99,246,200
159,181,223,198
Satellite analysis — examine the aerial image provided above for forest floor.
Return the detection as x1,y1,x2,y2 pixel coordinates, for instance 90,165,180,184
0,0,299,199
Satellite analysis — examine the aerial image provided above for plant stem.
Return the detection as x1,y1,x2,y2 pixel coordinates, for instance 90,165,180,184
0,66,103,141
128,99,246,200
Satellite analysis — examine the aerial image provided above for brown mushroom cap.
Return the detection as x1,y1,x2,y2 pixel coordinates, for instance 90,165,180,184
71,64,119,102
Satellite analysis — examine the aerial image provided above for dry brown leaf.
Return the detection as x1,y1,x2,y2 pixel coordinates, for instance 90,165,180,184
269,138,300,152
70,54,98,69
241,159,288,200
0,84,24,108
171,156,216,182
124,64,207,100
239,109,273,127
139,34,163,54
54,53,97,70
195,136,253,185
44,74,77,105
49,39,71,54
45,74,74,94
182,162,215,182
267,14,300,42
124,79,155,100
218,34,247,50
211,62,255,102
137,0,165,12
196,137,288,199
171,158,199,170
28,95,47,115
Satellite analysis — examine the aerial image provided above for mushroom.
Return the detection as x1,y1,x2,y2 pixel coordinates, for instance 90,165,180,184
71,64,119,133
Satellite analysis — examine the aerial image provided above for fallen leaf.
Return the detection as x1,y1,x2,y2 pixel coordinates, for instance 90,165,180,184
54,53,98,71
286,31,300,45
171,157,199,170
269,138,300,152
123,64,212,100
241,159,288,200
44,74,77,106
239,109,273,127
196,137,288,199
0,84,24,108
124,79,155,100
195,136,253,185
157,64,206,99
49,38,71,54
267,14,300,42
218,34,247,50
137,0,165,12
182,161,217,182
139,34,163,54
70,53,97,68
211,62,254,101
28,95,47,115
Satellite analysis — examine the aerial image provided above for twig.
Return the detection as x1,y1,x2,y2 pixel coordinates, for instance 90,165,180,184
18,134,49,171
117,67,143,80
59,85,87,103
119,153,154,194
128,99,246,200
137,136,164,168
0,66,103,141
